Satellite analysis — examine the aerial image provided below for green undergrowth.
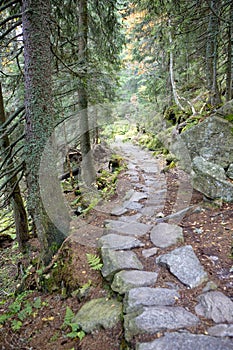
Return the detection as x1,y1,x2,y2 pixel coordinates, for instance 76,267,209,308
0,291,47,331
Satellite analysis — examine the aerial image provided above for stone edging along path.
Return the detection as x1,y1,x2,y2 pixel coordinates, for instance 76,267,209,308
75,141,233,350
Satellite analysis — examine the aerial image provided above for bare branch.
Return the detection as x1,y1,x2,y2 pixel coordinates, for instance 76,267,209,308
0,144,24,172
0,0,20,12
0,0,20,13
0,13,21,27
50,45,81,77
0,163,24,193
0,161,24,179
0,105,24,130
0,133,25,158
0,170,24,208
0,20,22,41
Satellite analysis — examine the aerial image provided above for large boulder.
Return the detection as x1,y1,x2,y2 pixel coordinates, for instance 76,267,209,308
170,106,233,201
191,157,233,201
171,115,233,170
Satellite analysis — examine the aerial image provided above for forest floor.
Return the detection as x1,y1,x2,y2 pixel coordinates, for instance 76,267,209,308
0,144,233,350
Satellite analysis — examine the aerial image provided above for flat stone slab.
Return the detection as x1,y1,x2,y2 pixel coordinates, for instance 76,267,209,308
156,245,208,288
208,323,233,337
110,206,128,216
101,249,143,281
141,206,165,216
120,213,142,222
124,287,179,313
98,234,144,250
124,201,143,210
195,291,233,323
105,220,151,236
142,247,158,258
150,223,184,248
124,306,199,340
143,166,158,173
111,270,158,294
129,191,148,202
136,332,233,350
72,298,122,333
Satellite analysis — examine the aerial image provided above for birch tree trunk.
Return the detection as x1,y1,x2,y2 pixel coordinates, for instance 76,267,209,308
168,19,184,111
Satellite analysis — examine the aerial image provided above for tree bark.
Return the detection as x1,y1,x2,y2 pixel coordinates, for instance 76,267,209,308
226,2,233,101
78,0,96,186
168,19,184,111
22,0,69,265
205,0,221,106
0,82,30,251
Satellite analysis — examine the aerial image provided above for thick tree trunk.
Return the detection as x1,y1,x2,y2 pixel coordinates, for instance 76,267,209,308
205,0,221,106
78,0,96,186
22,0,69,265
0,83,30,251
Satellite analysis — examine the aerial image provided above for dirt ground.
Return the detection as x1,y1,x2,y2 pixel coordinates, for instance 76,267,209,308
0,165,233,350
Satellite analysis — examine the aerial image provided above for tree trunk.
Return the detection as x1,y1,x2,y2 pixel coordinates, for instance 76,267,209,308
168,19,184,111
0,83,30,251
78,0,96,186
205,0,221,106
22,0,69,265
226,2,233,101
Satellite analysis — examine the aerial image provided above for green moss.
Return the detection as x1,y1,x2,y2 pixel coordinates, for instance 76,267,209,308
224,114,233,123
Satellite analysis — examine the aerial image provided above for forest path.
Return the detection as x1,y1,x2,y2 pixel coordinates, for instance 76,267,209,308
71,138,233,349
99,138,233,349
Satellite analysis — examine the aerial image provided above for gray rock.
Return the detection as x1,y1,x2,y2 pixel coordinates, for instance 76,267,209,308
129,191,148,202
104,220,151,236
124,287,179,313
72,298,122,333
227,163,233,179
192,156,226,180
140,207,157,216
150,223,184,248
111,270,158,294
125,306,199,340
142,247,158,258
191,156,233,201
156,245,208,288
136,331,233,350
170,114,233,201
202,280,218,293
143,165,158,173
98,234,144,250
195,291,233,323
124,201,144,210
157,206,202,224
120,213,142,222
208,323,233,337
171,115,233,170
216,99,233,116
110,206,128,216
101,249,143,281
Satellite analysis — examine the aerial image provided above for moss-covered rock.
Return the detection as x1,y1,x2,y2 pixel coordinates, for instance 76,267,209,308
72,298,122,333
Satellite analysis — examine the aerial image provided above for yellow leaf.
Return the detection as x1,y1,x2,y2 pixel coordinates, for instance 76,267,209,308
42,316,54,321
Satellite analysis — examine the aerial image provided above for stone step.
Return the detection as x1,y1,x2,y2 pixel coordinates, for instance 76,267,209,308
156,245,208,288
136,332,233,350
124,306,200,341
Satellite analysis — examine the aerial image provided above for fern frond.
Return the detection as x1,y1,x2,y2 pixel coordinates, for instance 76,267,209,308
86,253,103,271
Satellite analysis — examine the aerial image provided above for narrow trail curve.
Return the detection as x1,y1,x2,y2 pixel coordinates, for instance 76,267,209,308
72,139,233,350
